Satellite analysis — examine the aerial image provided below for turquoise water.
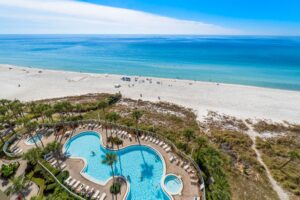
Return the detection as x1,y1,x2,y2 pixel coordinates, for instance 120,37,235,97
164,175,183,195
64,131,170,200
26,134,43,145
0,35,300,91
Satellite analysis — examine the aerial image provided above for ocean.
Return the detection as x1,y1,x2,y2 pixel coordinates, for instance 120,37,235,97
0,35,300,91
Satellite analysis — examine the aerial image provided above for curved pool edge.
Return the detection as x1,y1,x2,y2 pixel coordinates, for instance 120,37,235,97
162,173,184,196
63,130,174,200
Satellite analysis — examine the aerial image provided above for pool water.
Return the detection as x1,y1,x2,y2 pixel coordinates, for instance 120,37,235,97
64,131,171,200
26,134,43,145
164,174,183,195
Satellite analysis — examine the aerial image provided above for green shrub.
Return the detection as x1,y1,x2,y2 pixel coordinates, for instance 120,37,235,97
0,162,19,179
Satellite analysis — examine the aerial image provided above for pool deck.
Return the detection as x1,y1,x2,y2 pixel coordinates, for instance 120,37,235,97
15,126,202,200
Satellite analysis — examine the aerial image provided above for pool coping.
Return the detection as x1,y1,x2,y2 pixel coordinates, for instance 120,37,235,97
63,130,175,200
162,173,184,196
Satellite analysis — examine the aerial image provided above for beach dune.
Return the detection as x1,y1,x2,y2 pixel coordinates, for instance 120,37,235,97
1,64,300,123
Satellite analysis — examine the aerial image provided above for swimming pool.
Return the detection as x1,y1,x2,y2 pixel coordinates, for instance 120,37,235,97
25,134,43,145
163,174,183,195
63,131,172,200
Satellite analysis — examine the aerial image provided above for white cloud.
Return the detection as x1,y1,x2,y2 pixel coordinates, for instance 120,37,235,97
0,0,240,34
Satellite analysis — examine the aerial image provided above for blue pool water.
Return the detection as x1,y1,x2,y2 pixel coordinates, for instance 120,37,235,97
0,35,300,91
26,134,43,145
164,174,183,195
64,131,171,200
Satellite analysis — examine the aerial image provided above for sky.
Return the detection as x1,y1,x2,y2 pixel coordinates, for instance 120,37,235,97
0,0,299,35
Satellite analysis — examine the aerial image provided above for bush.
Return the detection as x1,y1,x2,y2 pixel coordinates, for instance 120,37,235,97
0,162,19,179
56,170,69,182
110,182,121,194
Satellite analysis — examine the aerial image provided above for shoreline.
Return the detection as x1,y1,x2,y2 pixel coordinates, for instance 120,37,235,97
1,64,300,123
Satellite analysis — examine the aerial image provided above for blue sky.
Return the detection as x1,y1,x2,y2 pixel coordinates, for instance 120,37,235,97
0,0,299,35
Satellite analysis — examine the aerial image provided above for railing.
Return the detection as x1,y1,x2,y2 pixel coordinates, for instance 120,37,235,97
37,161,85,200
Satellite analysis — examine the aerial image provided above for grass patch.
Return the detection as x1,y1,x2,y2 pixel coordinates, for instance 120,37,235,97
256,134,300,197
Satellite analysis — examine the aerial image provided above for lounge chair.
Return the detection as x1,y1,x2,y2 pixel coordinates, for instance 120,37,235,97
141,135,145,140
145,136,149,141
191,179,199,185
76,184,84,193
68,179,76,187
72,180,81,189
60,163,67,169
99,193,107,200
184,165,190,171
87,188,95,197
45,155,53,161
159,141,164,146
155,140,160,145
165,147,171,153
163,144,168,149
84,185,90,193
92,190,100,199
169,156,175,163
64,176,72,185
51,160,57,166
152,138,157,143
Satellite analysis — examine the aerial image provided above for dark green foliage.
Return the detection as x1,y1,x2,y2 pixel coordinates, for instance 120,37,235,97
0,162,19,179
107,136,123,146
106,93,122,105
110,182,121,194
193,146,231,200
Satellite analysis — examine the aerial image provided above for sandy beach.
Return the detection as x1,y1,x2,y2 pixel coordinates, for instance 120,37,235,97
1,64,300,123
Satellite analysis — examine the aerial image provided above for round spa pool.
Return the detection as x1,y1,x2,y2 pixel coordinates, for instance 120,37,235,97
26,134,43,145
163,174,183,195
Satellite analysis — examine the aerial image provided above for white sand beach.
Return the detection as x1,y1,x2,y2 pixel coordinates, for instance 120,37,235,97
1,64,300,123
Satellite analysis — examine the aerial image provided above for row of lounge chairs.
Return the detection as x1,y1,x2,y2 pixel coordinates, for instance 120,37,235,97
64,176,107,200
140,135,171,153
78,123,102,130
10,146,23,155
44,152,66,169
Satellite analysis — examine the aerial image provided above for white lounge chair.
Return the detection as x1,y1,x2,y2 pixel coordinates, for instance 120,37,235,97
60,163,67,169
92,190,100,199
68,179,76,187
184,165,190,170
72,180,81,189
169,156,175,163
155,140,160,145
99,193,107,200
76,184,84,193
141,135,145,140
64,176,72,184
165,147,171,153
51,160,57,166
159,141,164,146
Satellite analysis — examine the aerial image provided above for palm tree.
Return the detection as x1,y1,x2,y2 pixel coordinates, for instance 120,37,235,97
132,110,143,129
45,108,54,122
45,141,63,169
6,175,29,199
23,148,42,166
102,153,118,184
98,101,108,131
279,151,300,170
105,112,120,147
132,110,143,137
